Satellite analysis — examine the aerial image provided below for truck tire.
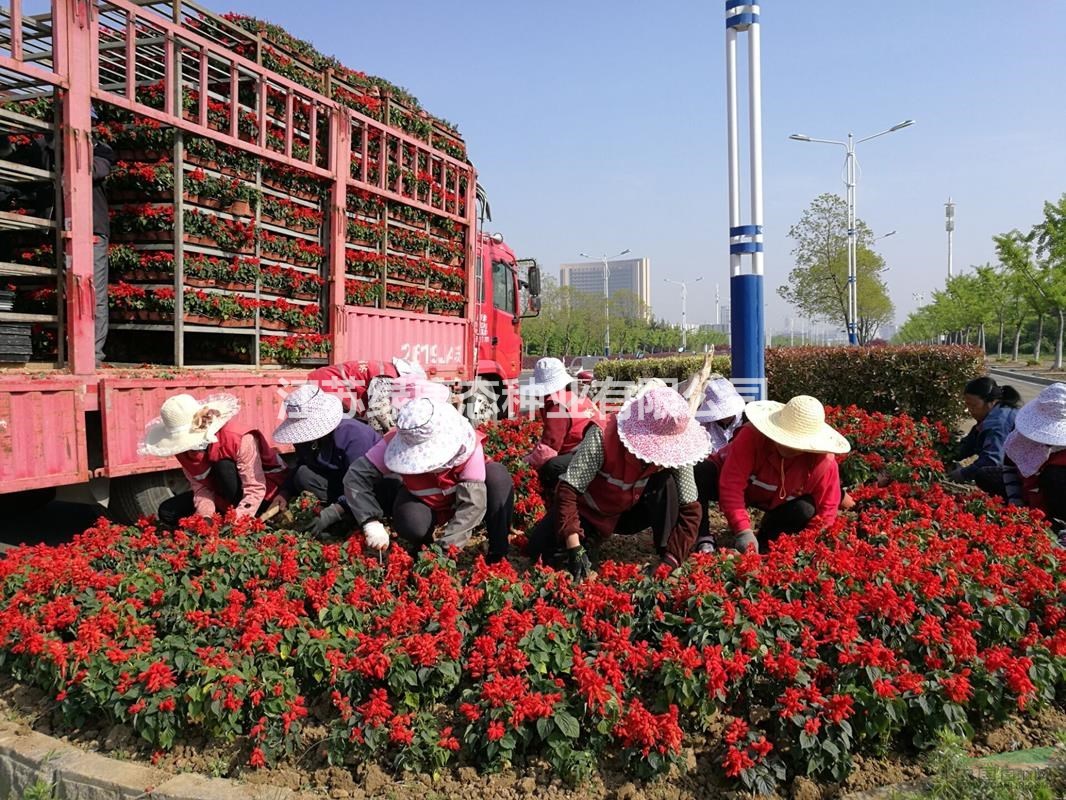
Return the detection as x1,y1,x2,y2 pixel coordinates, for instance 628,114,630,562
465,379,504,425
109,470,188,524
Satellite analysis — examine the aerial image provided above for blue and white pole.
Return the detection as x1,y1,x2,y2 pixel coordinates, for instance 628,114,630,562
725,1,765,400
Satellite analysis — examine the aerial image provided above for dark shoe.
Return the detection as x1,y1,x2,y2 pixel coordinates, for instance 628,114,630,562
695,539,715,555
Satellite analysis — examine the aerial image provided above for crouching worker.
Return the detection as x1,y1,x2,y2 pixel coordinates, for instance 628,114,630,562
526,386,712,578
948,376,1021,492
1003,383,1066,536
691,378,747,554
268,385,382,536
521,357,603,492
343,397,514,562
139,393,287,527
307,356,424,433
717,395,850,553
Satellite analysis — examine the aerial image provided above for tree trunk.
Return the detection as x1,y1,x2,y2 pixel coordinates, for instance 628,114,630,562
1013,324,1023,361
1056,308,1065,371
1035,314,1044,361
997,318,1004,359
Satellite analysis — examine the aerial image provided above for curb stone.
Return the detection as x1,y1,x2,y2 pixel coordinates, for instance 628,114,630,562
0,725,297,800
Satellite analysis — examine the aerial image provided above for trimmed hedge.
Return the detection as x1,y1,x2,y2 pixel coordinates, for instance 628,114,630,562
593,346,985,424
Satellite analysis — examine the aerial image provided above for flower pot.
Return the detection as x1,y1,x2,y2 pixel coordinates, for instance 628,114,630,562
292,291,319,302
227,200,252,218
109,310,138,322
141,311,172,323
386,299,405,310
260,318,290,331
184,276,215,288
184,193,223,210
219,318,254,329
215,280,255,292
183,313,219,326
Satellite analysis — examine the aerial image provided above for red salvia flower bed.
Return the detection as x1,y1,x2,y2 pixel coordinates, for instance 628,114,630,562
0,410,1062,794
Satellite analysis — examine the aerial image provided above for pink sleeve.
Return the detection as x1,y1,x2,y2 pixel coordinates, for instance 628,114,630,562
458,443,487,482
365,436,390,473
807,455,841,528
234,434,267,517
185,468,217,518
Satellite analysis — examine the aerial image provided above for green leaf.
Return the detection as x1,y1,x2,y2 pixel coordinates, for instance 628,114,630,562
554,711,580,739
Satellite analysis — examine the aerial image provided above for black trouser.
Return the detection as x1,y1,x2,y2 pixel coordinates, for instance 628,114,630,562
526,471,681,564
973,465,1008,500
158,459,241,527
758,495,817,552
391,461,513,563
694,459,720,550
1040,466,1066,532
290,464,344,505
537,454,574,495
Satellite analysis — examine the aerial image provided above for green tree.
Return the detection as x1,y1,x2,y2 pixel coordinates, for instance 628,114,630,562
1032,194,1066,369
778,193,894,344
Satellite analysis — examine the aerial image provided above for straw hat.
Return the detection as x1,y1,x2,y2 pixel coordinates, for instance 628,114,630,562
522,357,574,397
1014,383,1066,446
384,397,477,474
744,395,851,454
390,376,452,409
273,384,344,444
695,377,747,425
616,387,712,468
139,393,240,457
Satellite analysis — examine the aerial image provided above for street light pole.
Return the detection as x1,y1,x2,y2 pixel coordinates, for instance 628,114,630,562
579,248,630,357
789,120,914,345
665,276,702,351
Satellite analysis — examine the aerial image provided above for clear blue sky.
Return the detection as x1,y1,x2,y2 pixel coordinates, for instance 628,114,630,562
216,0,1066,333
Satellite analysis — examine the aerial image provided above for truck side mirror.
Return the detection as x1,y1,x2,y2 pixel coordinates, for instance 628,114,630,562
527,263,541,297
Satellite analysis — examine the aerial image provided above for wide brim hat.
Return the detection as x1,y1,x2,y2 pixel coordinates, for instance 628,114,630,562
1014,382,1066,446
384,397,477,474
745,395,851,455
390,376,452,409
273,384,344,444
616,386,712,469
522,357,574,397
139,393,240,457
695,377,747,424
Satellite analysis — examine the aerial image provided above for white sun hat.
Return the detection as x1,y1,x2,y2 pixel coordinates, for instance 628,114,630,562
139,393,240,457
695,377,747,425
522,357,574,397
744,395,851,455
392,357,427,379
616,386,712,469
390,376,452,409
1014,382,1066,447
384,397,477,474
273,384,344,444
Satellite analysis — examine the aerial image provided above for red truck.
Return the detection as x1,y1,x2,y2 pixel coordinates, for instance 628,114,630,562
0,0,539,521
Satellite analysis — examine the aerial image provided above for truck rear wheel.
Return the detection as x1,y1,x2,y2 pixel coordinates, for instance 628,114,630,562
109,471,189,524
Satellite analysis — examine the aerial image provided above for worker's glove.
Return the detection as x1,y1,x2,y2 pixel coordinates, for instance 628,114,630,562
363,520,390,551
733,529,758,554
566,545,593,581
946,467,966,483
307,503,345,537
263,494,287,518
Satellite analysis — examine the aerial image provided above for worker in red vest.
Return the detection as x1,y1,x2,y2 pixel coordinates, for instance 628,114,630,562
526,386,712,578
521,357,604,492
714,395,850,554
1002,383,1066,538
306,357,424,432
139,393,288,527
342,396,514,563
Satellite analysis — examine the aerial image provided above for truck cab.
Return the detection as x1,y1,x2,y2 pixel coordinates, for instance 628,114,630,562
473,232,540,418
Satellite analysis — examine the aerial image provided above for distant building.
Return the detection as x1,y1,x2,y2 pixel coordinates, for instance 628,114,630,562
559,257,652,316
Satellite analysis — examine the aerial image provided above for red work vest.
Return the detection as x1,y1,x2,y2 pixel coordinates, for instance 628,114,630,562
578,416,660,535
398,432,488,524
542,390,605,455
1023,449,1066,514
307,360,399,412
175,424,287,509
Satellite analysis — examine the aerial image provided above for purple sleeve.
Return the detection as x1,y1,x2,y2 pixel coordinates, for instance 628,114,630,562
457,443,487,482
365,437,390,474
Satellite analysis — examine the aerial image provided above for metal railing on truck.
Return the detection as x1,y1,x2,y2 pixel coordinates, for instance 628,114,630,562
0,0,476,373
